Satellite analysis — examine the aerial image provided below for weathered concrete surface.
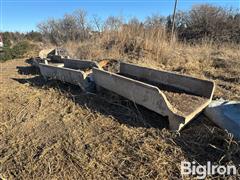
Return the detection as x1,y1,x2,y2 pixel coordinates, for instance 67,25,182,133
31,58,64,68
56,48,69,57
47,48,69,61
32,58,40,68
64,59,98,70
31,57,47,68
93,63,215,130
120,62,215,99
48,62,64,67
204,99,240,140
39,63,89,89
49,55,63,63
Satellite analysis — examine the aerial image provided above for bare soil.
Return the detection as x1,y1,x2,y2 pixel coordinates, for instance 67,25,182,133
161,91,207,116
119,74,208,116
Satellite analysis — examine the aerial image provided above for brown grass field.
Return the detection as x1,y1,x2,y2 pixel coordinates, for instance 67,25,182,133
0,38,240,179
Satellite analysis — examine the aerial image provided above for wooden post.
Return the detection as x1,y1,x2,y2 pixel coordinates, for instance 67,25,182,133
171,0,178,42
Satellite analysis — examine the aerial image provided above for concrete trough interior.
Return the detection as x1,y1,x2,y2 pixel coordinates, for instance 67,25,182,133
93,62,215,130
63,58,99,70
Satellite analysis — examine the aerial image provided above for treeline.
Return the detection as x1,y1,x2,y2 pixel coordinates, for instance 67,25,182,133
2,31,42,47
174,5,240,43
37,4,240,45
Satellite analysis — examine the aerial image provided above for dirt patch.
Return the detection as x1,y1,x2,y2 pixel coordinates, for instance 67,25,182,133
161,91,207,116
152,82,208,116
120,74,208,116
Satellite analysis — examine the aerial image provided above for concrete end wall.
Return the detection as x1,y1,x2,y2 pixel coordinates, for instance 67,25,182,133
50,55,63,63
32,59,40,68
120,62,215,99
64,59,99,70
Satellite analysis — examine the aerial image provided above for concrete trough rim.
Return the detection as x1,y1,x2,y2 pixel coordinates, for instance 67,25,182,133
39,63,86,79
121,62,214,86
93,67,177,113
38,63,89,89
63,58,99,69
120,62,215,99
92,63,215,131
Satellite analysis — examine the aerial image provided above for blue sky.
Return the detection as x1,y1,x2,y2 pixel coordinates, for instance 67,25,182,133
1,0,239,32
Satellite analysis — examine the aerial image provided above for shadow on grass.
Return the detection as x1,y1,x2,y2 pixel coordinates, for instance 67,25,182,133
12,65,240,171
16,65,40,75
13,74,169,129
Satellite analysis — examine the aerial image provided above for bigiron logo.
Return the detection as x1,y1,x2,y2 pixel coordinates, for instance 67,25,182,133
181,161,237,179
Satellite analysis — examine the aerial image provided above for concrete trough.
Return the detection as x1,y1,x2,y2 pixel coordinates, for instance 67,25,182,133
32,58,41,68
47,48,69,63
63,58,99,70
31,58,63,68
39,63,90,89
93,62,215,130
204,99,240,140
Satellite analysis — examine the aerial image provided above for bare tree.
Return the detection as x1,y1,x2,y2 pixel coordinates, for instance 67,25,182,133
92,14,103,32
178,4,240,42
38,19,63,45
74,9,90,40
144,14,166,29
37,9,92,44
104,16,123,31
61,14,78,41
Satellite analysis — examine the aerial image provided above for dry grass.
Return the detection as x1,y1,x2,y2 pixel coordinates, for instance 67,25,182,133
0,28,240,179
64,27,240,100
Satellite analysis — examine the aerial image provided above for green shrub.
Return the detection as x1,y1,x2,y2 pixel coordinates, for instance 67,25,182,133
11,41,31,58
25,31,43,42
0,47,12,61
0,41,32,61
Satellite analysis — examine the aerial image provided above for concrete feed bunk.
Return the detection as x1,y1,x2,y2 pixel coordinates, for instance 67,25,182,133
39,59,103,90
39,63,89,89
93,62,215,130
63,59,99,70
